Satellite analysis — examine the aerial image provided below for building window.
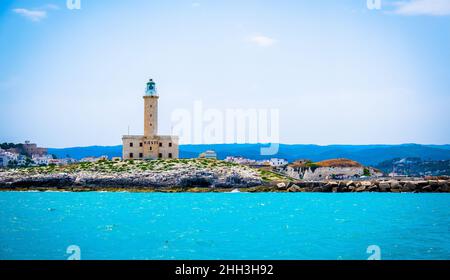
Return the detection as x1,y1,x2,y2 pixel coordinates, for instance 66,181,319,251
129,153,134,158
139,142,143,147
150,123,152,126
169,143,172,147
139,153,143,158
149,146,152,151
158,153,162,158
130,142,133,147
168,153,173,158
150,114,152,117
159,143,162,147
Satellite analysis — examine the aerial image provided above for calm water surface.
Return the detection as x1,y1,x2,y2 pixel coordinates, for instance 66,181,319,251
0,192,449,260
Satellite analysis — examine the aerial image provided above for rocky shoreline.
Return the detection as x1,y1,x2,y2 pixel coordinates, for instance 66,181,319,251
0,160,449,193
0,172,449,193
0,169,263,190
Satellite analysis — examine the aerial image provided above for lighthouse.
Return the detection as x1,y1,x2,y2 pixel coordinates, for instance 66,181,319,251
144,79,158,137
122,79,179,160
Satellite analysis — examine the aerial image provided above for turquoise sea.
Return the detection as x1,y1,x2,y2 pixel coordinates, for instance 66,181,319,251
0,192,449,260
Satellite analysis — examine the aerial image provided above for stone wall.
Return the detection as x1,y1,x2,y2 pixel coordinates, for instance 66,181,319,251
281,166,382,180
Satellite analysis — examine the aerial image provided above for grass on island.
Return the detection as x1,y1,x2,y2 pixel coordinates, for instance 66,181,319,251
2,158,293,186
5,158,247,174
258,169,293,183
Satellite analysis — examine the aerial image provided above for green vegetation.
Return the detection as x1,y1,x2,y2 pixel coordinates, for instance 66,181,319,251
291,160,319,169
5,158,254,176
0,142,26,155
0,143,18,150
304,161,319,169
258,169,292,182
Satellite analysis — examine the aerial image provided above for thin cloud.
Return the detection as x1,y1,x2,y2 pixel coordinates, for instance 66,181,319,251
12,4,59,22
248,35,277,47
13,8,47,22
43,4,60,10
392,0,450,16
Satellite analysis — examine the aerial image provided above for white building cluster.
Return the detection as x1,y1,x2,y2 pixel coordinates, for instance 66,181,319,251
224,156,288,167
0,147,79,168
80,156,109,163
0,149,25,167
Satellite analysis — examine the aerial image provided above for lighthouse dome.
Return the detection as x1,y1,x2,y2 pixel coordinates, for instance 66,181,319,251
145,79,157,96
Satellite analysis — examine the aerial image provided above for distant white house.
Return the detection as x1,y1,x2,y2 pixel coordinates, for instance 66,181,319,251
199,150,217,159
59,158,78,165
0,154,8,167
269,158,288,167
252,160,268,166
225,156,256,165
4,151,18,162
80,155,108,163
0,149,7,167
32,154,53,166
80,157,97,163
224,156,287,166
0,151,20,167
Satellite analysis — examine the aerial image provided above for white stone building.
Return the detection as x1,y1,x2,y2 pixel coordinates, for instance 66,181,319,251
269,158,288,167
281,159,383,180
32,154,53,166
199,150,217,159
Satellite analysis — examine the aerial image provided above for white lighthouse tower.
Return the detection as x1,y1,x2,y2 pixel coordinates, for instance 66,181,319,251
122,79,179,160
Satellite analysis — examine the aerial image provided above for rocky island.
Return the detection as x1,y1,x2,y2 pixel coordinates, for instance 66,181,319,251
0,158,449,193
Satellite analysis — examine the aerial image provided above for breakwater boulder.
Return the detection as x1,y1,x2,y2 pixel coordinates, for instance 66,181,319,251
283,179,450,193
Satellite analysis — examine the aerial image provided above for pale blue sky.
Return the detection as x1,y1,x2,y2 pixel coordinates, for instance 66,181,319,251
0,0,449,147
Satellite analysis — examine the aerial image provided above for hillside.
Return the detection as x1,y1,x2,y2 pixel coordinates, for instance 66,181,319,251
48,143,450,166
376,158,450,176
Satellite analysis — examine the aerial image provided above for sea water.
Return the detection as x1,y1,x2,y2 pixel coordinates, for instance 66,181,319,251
0,192,449,260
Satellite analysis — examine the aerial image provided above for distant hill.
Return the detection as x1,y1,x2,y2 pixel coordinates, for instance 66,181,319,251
48,146,123,160
48,143,450,166
376,158,450,176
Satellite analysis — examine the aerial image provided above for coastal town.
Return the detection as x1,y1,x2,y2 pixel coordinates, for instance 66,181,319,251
0,141,107,168
0,141,289,168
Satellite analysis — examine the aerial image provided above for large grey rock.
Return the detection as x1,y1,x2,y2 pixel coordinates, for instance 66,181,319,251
388,180,400,189
379,182,390,192
287,184,301,192
402,182,417,192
